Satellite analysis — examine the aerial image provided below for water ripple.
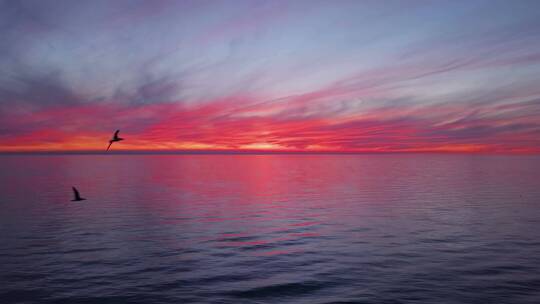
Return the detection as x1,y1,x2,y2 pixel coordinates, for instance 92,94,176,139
1,154,540,303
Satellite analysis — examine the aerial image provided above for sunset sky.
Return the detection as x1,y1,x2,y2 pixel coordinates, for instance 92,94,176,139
1,0,540,153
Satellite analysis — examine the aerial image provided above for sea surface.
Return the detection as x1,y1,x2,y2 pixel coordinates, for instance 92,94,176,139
1,154,540,304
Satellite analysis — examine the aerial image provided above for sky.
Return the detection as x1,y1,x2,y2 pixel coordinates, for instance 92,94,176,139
1,0,540,153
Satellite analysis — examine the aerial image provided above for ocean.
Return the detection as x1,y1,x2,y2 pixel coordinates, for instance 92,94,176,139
1,154,540,303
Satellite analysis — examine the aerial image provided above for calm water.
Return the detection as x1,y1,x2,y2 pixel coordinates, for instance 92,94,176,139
1,154,540,304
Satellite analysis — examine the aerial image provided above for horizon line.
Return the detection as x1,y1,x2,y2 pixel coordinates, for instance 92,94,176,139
1,149,539,156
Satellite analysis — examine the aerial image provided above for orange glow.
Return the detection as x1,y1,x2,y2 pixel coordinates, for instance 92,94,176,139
1,90,540,154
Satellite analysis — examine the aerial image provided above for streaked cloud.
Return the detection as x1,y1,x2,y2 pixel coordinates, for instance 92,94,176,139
1,0,540,153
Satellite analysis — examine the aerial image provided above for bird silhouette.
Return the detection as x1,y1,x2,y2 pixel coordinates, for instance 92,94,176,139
106,129,124,151
71,186,86,201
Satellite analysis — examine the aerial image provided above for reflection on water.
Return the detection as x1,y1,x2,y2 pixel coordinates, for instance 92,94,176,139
1,154,540,303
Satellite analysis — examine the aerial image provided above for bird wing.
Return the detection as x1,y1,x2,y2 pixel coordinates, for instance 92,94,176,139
72,187,81,200
106,141,113,151
114,130,120,139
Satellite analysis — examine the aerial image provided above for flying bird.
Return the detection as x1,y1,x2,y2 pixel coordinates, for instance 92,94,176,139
106,130,124,151
71,186,86,202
